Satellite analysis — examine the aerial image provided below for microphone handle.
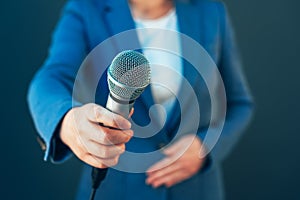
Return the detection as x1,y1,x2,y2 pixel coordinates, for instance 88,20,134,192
90,93,134,200
106,93,134,117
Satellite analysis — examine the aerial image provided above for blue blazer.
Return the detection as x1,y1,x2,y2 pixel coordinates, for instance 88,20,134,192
28,0,253,199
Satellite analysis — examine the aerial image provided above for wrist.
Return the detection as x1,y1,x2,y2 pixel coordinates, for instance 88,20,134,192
59,108,75,147
49,108,74,163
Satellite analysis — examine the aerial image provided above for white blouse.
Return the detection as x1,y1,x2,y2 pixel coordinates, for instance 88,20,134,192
134,8,183,124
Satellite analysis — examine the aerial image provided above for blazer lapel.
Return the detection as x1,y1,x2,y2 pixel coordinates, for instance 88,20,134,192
166,2,203,135
176,1,202,87
102,0,139,51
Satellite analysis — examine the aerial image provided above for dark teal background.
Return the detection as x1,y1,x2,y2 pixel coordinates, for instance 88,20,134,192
0,0,299,199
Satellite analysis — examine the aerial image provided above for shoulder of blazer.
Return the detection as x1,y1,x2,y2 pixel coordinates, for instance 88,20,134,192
190,0,226,55
60,0,115,49
61,0,106,18
197,0,228,50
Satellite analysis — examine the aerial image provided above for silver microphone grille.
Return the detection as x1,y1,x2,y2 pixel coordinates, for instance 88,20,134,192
107,50,151,101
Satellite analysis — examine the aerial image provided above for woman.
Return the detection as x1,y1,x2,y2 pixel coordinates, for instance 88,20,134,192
28,0,253,199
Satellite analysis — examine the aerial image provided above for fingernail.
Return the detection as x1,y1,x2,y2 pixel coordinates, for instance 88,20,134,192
120,122,130,130
126,130,134,137
125,121,131,129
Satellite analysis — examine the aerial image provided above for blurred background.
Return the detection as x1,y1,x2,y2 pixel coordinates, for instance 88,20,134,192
0,0,299,199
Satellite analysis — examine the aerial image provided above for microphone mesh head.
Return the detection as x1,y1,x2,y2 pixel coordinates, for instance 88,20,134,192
108,50,151,101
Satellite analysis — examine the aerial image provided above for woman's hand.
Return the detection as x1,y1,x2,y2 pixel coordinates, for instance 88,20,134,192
146,134,206,188
59,103,133,168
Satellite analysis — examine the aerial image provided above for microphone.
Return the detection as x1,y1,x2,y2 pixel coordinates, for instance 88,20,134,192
90,50,151,200
106,50,151,116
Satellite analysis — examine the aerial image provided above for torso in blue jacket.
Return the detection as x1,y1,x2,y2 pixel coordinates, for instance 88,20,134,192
27,0,254,199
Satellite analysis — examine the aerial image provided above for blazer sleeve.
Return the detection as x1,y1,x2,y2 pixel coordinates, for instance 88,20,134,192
198,2,254,165
27,1,87,163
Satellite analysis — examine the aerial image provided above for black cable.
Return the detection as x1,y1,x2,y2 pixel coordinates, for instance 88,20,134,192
89,167,108,200
89,188,97,200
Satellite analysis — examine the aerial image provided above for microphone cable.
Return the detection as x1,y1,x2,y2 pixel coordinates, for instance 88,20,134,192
89,123,124,200
89,167,108,200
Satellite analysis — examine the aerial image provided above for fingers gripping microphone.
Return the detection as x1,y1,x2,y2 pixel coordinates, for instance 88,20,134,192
90,50,151,200
106,50,151,116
